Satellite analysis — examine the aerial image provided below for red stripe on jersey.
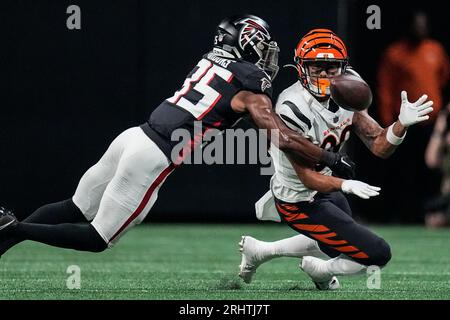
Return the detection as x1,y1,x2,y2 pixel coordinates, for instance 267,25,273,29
109,163,176,243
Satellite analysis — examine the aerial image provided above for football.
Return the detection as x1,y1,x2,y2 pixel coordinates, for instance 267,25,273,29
330,73,373,111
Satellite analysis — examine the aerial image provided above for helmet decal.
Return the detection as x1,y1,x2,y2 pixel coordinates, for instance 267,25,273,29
236,18,271,50
214,15,279,80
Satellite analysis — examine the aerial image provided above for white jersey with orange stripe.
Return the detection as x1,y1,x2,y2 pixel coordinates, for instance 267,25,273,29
270,81,354,203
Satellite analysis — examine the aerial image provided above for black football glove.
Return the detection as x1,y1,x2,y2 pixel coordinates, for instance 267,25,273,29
321,151,356,179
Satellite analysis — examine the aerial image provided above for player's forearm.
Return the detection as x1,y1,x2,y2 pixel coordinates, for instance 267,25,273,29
275,118,325,166
247,102,323,166
286,153,343,193
371,121,406,159
302,171,344,193
353,111,405,159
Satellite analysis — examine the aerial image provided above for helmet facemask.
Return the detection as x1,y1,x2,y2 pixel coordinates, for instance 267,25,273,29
242,33,280,80
256,40,280,80
299,59,347,98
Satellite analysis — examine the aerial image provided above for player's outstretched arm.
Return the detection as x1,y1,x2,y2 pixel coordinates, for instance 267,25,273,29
232,90,321,165
352,110,401,159
353,91,433,159
286,153,380,199
231,90,355,178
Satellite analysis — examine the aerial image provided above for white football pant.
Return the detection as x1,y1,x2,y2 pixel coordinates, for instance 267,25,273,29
73,127,174,247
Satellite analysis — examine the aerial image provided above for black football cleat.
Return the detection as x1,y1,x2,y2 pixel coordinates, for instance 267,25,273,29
0,207,18,233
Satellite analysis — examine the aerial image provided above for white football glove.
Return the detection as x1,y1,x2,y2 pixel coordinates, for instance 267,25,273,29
398,91,434,127
341,180,381,200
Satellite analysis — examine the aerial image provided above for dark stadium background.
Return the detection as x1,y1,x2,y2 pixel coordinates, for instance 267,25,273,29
0,0,448,223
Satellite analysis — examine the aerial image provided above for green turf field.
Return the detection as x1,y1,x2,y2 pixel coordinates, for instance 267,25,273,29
0,224,449,300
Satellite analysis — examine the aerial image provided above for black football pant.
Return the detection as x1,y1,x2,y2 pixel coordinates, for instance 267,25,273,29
275,192,391,267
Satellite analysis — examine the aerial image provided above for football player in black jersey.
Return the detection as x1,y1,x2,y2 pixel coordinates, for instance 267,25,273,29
0,15,354,255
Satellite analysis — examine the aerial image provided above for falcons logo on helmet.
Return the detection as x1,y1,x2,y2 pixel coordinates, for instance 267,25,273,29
237,18,270,49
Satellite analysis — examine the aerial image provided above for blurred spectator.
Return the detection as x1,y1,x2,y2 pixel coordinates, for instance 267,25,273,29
378,11,450,124
424,104,450,228
376,11,450,223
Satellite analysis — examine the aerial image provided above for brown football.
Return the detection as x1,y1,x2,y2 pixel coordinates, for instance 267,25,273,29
330,73,373,111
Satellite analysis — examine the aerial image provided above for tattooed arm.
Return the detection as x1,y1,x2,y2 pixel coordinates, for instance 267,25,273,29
352,111,407,159
353,91,434,159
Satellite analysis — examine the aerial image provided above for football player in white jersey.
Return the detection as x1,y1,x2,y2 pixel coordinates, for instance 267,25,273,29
239,29,434,290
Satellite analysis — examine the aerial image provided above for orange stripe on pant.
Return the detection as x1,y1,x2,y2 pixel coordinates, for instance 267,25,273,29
283,204,299,211
285,213,309,222
275,203,308,221
310,232,348,245
276,201,370,260
334,245,359,253
350,252,369,259
292,224,330,232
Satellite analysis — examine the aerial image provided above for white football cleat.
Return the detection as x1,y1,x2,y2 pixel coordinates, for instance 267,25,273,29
300,256,340,290
238,236,269,284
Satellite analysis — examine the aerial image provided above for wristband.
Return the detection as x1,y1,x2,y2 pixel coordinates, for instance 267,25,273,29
386,123,406,145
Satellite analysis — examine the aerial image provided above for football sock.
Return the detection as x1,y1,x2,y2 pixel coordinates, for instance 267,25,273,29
23,199,88,224
259,234,329,259
12,222,107,252
0,199,88,255
324,254,367,276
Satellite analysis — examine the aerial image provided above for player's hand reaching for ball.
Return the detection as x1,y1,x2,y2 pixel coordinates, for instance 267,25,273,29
341,180,381,199
398,91,434,127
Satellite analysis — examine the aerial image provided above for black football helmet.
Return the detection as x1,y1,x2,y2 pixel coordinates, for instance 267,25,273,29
213,14,280,80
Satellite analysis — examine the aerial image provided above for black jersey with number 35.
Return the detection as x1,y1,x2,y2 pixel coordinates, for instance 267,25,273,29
140,51,273,162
